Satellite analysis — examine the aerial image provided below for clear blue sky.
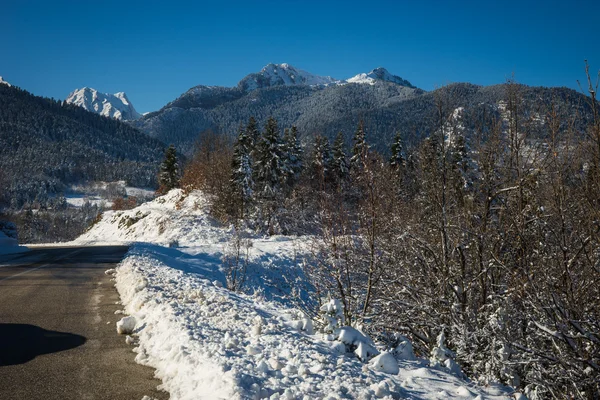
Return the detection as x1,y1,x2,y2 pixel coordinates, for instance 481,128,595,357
2,0,599,113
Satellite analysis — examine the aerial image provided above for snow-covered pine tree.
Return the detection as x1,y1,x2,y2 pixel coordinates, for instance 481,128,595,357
158,144,180,194
331,131,349,184
350,121,369,171
282,126,303,189
231,123,254,219
254,117,284,199
246,116,260,160
389,130,405,169
310,134,332,184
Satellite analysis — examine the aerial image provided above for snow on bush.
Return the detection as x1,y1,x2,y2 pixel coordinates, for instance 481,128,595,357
337,326,379,362
116,316,136,334
112,245,512,399
430,330,463,377
370,352,399,374
319,298,344,334
392,334,416,361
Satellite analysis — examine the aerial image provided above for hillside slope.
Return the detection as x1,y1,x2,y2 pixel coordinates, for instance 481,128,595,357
0,84,165,208
134,64,595,156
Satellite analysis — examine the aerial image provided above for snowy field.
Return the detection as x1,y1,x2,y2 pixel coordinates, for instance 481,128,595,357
65,181,155,209
79,190,518,399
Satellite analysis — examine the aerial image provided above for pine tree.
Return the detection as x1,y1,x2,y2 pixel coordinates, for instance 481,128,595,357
231,123,254,218
331,131,349,183
310,135,332,183
389,130,405,169
158,144,180,194
350,121,369,171
282,126,303,188
254,117,284,198
246,116,260,159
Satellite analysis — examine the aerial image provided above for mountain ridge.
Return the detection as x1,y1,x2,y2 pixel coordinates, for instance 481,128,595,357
66,87,141,120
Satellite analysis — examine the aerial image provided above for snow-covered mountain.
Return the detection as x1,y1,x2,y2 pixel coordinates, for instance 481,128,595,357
238,63,341,91
0,76,11,87
347,67,415,87
237,63,415,91
65,87,141,120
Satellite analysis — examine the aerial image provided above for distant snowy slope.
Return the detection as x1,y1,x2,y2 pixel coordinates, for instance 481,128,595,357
347,67,415,87
66,87,141,120
0,76,11,87
238,63,341,91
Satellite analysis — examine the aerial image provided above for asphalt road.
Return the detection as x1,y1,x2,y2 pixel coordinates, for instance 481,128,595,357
0,246,168,400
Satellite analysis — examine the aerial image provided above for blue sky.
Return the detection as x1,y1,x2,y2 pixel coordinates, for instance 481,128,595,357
2,0,599,113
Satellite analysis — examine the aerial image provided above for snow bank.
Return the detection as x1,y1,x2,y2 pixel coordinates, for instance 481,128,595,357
0,230,27,255
75,189,228,247
114,244,513,400
78,189,515,399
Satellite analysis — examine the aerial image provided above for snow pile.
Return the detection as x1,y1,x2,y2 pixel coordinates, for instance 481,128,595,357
116,316,137,334
0,231,20,254
0,221,27,255
112,244,513,400
75,189,228,247
65,87,141,120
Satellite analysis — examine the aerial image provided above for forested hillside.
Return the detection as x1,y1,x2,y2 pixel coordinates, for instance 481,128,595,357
134,78,595,158
0,84,165,209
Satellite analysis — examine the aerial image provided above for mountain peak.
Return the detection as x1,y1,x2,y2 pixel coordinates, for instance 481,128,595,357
347,67,415,88
0,76,11,87
66,87,141,120
239,63,340,92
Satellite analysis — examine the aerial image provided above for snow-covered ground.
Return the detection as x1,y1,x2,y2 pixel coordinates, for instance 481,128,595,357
65,194,112,208
80,190,518,399
65,181,155,209
0,231,27,255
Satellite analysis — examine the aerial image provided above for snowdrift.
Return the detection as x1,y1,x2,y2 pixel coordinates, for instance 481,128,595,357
0,224,27,255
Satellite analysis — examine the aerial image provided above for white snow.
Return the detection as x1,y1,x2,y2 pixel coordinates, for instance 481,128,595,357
65,87,141,120
240,64,416,91
0,76,11,87
76,189,517,400
370,352,400,374
240,63,342,91
116,316,137,334
346,67,414,87
65,194,112,208
0,231,28,256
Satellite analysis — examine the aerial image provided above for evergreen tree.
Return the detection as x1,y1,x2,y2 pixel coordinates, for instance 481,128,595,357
254,117,284,198
389,130,405,169
231,124,254,218
331,131,349,183
246,116,260,159
350,120,369,171
158,144,180,193
310,135,332,183
282,126,303,188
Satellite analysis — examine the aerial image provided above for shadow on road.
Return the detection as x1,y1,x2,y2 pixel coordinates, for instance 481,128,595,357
0,323,86,366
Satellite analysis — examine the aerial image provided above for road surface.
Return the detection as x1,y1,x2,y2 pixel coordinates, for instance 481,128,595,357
0,246,167,400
